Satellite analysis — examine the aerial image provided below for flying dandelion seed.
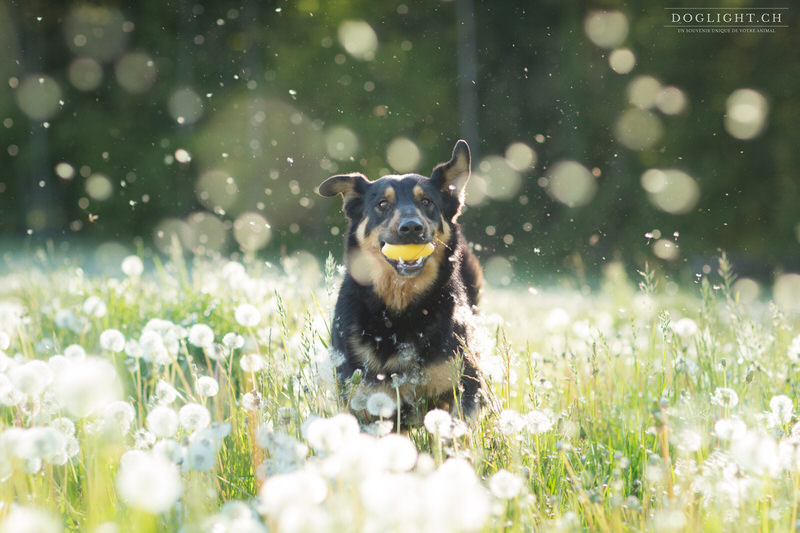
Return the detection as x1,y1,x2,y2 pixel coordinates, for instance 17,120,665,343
146,405,179,438
489,469,524,499
235,303,261,327
99,329,125,352
188,324,215,348
179,403,211,431
117,450,183,514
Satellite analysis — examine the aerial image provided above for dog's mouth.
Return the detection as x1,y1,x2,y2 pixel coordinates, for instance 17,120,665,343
380,242,435,277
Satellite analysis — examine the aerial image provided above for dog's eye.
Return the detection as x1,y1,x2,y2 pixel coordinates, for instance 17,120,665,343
420,197,432,207
377,199,390,209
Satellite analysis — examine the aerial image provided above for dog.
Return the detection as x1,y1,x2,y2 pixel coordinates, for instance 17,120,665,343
317,140,486,424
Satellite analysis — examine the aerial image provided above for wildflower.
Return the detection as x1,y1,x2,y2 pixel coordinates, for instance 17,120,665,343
235,303,262,327
179,403,211,431
146,405,179,438
121,255,144,277
99,329,125,352
0,506,62,533
497,409,525,436
103,401,136,434
710,387,739,409
117,450,183,514
188,324,215,348
523,409,554,434
83,296,107,318
770,395,793,425
366,391,397,419
242,390,263,411
672,317,698,338
675,428,702,453
195,376,219,397
240,353,266,372
222,332,245,350
424,409,454,439
489,469,524,499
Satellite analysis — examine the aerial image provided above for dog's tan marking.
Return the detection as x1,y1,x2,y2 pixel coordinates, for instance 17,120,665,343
383,186,396,204
413,184,425,202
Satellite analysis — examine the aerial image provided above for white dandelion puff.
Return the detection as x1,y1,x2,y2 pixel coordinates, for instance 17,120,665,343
188,324,215,348
63,344,86,360
240,353,266,373
770,395,793,425
99,329,126,352
195,376,219,397
242,390,263,411
155,380,179,404
222,332,245,350
673,317,698,338
523,409,554,434
710,387,739,409
0,506,62,533
146,405,179,438
121,255,144,277
303,413,360,453
10,360,53,397
423,409,454,439
179,402,211,431
235,303,262,327
713,417,747,441
489,469,524,499
103,401,136,434
497,409,526,436
83,296,107,318
54,356,122,418
366,391,397,419
0,331,10,350
116,450,183,514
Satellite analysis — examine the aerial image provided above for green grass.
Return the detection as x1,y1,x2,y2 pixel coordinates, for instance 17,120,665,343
0,250,798,532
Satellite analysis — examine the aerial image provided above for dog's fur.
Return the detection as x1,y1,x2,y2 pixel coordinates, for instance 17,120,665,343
318,140,485,423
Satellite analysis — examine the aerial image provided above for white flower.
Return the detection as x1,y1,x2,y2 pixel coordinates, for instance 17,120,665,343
523,409,554,434
673,317,699,338
54,356,122,418
710,387,739,409
489,469,524,499
83,296,107,318
195,376,219,397
155,380,179,404
117,450,183,514
0,506,61,533
235,303,262,327
423,409,454,439
366,391,397,419
63,344,86,360
240,353,266,373
222,332,245,349
303,413,360,453
103,401,136,434
9,360,53,397
258,469,328,516
375,433,418,472
179,403,211,431
99,329,125,352
770,395,793,425
497,409,525,436
188,324,215,348
714,417,747,441
242,390,263,411
121,255,144,277
146,405,179,438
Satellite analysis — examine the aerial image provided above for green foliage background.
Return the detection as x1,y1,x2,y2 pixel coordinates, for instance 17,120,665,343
0,0,798,278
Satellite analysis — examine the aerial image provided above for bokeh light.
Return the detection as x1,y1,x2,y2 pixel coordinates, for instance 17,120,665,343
85,173,113,201
484,256,514,286
115,53,157,94
641,169,700,215
65,6,128,62
655,86,687,115
153,218,193,254
773,273,800,312
725,88,769,140
627,76,662,109
186,212,227,254
614,109,663,150
196,169,239,212
168,87,204,125
55,162,76,180
477,157,522,201
325,126,359,161
15,75,62,121
609,48,635,74
504,142,537,171
653,239,679,261
386,137,421,173
546,160,597,207
338,20,378,61
68,58,103,91
233,212,272,253
584,11,629,49
732,278,760,305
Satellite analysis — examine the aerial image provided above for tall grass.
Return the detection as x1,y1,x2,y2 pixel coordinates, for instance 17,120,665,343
0,251,798,532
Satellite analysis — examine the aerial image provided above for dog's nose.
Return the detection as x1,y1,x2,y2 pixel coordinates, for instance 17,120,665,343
398,217,424,237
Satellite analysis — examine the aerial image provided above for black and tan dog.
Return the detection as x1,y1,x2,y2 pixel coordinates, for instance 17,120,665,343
318,140,486,423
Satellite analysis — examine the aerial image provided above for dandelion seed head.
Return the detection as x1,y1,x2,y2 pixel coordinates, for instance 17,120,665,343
235,303,262,327
523,409,554,434
63,344,86,360
54,357,122,418
50,417,75,437
179,402,211,431
187,436,216,472
770,394,793,424
0,331,9,351
54,309,81,332
366,391,396,419
10,360,53,397
242,390,263,411
103,400,136,434
424,408,454,439
710,387,739,409
222,332,245,349
146,405,179,438
188,323,215,348
672,317,698,338
195,376,219,397
304,413,359,453
240,353,266,373
258,469,328,517
99,329,125,352
497,409,526,436
0,506,62,533
155,379,179,404
121,255,144,277
117,450,183,514
375,433,418,472
713,417,747,441
83,296,107,318
489,469,524,499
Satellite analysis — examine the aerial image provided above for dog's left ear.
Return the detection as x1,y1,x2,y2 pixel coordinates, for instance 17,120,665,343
431,140,471,203
317,173,369,199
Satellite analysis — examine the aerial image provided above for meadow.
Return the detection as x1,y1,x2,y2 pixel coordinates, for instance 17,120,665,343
0,249,799,533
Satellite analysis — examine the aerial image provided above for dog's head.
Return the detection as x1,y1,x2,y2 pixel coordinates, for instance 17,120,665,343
318,141,471,297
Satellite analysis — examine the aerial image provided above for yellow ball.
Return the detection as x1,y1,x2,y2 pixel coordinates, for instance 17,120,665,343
381,242,435,261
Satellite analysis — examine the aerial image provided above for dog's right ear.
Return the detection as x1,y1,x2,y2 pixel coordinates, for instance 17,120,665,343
317,173,369,199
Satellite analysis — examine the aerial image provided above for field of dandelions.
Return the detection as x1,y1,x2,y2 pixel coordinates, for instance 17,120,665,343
1,249,799,533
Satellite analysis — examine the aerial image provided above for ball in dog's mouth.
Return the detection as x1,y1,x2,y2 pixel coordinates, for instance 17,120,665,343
380,242,435,276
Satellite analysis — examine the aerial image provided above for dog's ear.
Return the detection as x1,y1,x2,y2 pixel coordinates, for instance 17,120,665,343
317,173,369,199
430,140,470,203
